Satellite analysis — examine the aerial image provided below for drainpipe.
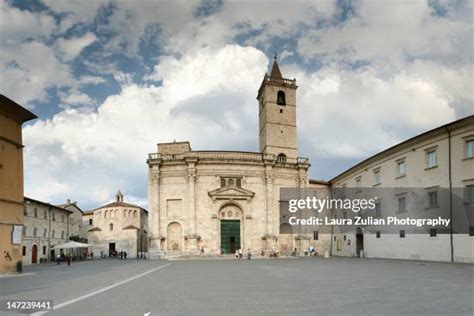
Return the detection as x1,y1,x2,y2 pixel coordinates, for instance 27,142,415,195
445,126,454,263
48,207,51,261
329,185,334,257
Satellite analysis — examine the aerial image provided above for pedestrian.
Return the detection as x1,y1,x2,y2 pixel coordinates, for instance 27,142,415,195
247,249,251,260
67,255,71,266
91,251,94,260
238,248,243,259
201,246,204,255
309,245,315,256
119,251,123,259
56,254,61,265
271,245,277,257
124,251,127,260
235,249,239,259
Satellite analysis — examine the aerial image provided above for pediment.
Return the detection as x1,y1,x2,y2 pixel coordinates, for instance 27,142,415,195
208,186,255,201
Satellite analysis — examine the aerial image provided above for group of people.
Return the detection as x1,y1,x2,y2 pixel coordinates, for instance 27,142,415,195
234,248,252,260
138,252,148,259
118,250,128,259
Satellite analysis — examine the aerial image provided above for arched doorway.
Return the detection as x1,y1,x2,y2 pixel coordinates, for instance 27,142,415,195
167,222,182,251
219,204,242,254
31,245,38,264
279,223,293,255
356,227,364,257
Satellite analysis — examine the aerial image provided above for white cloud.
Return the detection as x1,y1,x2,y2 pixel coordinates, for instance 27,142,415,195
56,32,98,61
23,45,267,208
0,41,72,106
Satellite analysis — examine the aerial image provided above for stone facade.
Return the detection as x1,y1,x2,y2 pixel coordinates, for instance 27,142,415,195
22,197,72,265
0,95,36,273
147,59,329,258
56,199,87,240
86,191,148,258
330,116,474,263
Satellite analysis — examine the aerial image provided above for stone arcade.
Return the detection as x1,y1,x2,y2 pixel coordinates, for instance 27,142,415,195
146,57,328,258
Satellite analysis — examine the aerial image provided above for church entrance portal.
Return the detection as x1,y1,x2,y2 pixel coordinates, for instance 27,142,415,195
220,220,240,254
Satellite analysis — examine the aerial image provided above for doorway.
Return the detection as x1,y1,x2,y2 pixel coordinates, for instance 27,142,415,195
31,245,38,264
109,242,116,257
220,220,240,254
356,228,364,257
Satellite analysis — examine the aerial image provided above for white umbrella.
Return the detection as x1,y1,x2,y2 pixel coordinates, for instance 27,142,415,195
52,241,92,249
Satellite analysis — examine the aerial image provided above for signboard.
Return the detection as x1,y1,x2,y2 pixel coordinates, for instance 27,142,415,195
12,225,22,245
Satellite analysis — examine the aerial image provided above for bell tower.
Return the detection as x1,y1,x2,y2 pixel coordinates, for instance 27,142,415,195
257,55,298,160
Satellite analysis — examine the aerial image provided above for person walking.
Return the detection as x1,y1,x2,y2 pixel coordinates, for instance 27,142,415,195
247,249,252,260
91,251,94,260
235,249,239,259
56,254,61,265
124,251,127,260
67,255,71,266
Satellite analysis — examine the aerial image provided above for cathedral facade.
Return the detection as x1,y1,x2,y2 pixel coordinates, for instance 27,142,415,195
146,59,328,258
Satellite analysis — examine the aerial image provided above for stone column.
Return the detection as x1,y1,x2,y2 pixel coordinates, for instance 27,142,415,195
186,158,198,254
148,165,161,258
265,173,273,237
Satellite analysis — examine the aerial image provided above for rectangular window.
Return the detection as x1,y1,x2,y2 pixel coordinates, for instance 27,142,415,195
398,197,406,213
375,202,381,217
343,235,347,241
396,160,406,177
429,229,437,237
23,226,27,236
376,231,381,238
313,231,319,240
44,210,47,219
22,246,26,256
426,150,437,168
373,169,381,185
355,176,361,187
43,246,46,255
427,191,439,208
466,139,474,158
399,230,405,238
464,185,474,204
43,229,47,237
52,212,55,221
89,218,93,225
34,208,38,218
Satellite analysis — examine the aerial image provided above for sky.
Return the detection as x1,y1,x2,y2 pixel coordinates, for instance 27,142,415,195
1,0,473,210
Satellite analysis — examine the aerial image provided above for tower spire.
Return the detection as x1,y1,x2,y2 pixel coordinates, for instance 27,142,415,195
269,53,282,79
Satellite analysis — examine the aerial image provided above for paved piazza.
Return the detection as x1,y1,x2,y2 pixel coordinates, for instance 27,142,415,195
1,258,473,315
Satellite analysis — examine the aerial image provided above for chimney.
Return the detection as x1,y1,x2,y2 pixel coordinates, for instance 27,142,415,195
67,199,71,204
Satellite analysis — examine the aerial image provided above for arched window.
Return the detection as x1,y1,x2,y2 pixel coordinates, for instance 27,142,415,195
128,210,132,217
277,91,286,105
236,179,242,187
228,179,234,186
124,209,127,217
133,210,137,218
109,223,113,231
221,178,226,187
277,153,287,163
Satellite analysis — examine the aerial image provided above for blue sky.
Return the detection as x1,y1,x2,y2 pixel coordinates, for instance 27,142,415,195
1,0,472,210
